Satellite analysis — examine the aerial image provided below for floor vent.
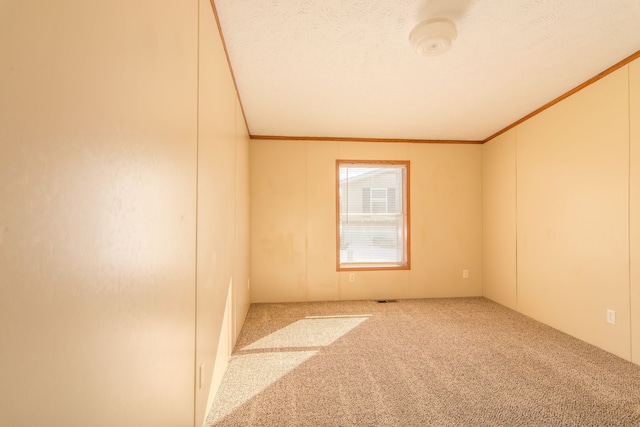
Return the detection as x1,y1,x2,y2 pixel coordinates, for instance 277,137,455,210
377,299,398,303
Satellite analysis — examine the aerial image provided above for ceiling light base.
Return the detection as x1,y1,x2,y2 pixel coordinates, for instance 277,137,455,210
409,18,457,57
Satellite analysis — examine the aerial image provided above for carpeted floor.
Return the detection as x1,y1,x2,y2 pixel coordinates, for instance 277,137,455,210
205,297,640,426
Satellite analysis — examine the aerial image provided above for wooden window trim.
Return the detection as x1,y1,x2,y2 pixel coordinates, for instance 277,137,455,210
336,160,411,271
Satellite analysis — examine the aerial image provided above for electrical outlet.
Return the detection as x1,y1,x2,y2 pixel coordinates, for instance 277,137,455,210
607,309,616,325
462,269,469,279
247,279,250,290
349,273,355,282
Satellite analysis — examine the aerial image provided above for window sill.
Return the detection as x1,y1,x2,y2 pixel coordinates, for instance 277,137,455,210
337,263,410,271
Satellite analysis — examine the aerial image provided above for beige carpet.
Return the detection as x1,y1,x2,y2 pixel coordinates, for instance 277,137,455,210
205,298,640,426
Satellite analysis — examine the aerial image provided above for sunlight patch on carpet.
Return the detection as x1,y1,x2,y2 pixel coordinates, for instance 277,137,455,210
207,314,371,424
207,351,317,424
242,315,371,350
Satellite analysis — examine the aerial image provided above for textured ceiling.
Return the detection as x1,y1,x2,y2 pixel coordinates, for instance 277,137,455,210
214,0,640,141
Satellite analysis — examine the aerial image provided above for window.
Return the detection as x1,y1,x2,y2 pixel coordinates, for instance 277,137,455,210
336,160,410,270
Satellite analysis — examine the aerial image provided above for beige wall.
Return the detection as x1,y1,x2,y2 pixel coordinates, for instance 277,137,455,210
631,59,640,364
195,1,251,426
250,140,483,303
482,129,517,310
484,60,639,362
0,1,249,426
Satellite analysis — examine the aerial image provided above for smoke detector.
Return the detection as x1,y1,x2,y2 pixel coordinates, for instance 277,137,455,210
409,18,457,57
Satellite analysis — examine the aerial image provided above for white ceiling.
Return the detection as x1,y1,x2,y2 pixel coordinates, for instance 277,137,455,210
214,0,640,142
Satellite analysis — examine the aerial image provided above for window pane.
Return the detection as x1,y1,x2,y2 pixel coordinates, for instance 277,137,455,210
370,188,387,213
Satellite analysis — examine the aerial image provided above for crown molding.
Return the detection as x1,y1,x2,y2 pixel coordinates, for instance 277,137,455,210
250,135,483,144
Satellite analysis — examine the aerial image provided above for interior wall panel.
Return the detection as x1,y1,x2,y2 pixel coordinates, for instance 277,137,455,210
337,142,413,300
482,129,517,309
195,0,251,424
305,141,341,301
630,59,640,364
234,97,252,337
0,1,198,425
250,140,308,303
516,67,630,359
407,143,484,299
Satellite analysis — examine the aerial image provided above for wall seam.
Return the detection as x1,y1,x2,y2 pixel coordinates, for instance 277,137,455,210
193,0,201,425
304,141,309,301
233,97,238,345
514,127,519,313
337,143,342,300
481,144,485,298
628,64,633,362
